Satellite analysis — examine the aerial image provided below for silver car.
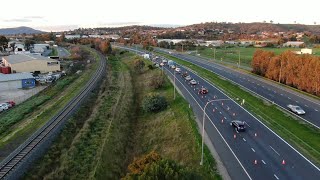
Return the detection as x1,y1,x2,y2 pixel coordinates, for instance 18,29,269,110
287,104,305,115
190,79,197,85
0,103,9,111
185,75,192,81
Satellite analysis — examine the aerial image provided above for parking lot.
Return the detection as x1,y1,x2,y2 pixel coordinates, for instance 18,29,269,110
0,86,47,105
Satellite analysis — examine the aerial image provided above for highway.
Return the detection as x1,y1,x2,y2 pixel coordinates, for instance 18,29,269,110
156,48,320,129
117,46,320,180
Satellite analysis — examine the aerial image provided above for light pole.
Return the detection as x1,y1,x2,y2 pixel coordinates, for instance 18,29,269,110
174,70,176,100
238,50,241,68
200,98,230,165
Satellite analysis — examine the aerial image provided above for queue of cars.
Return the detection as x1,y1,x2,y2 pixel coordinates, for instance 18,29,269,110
152,55,246,132
0,101,15,113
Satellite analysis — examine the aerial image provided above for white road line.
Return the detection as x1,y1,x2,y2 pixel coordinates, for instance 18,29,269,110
270,146,280,156
296,101,299,103
281,94,283,96
315,109,319,112
220,111,222,114
274,174,279,180
262,160,266,164
245,122,251,128
224,117,227,119
243,138,246,142
251,148,256,152
288,97,291,99
305,105,309,107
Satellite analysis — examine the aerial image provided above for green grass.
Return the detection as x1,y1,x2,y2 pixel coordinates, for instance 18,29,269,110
195,47,320,67
0,47,100,155
49,47,58,56
157,52,320,166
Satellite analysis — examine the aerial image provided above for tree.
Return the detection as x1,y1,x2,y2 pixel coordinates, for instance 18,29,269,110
0,36,8,52
25,39,36,51
150,72,165,89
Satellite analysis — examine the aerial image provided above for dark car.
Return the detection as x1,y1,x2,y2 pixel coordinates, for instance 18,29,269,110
199,87,208,94
182,71,188,77
230,120,246,132
6,101,16,107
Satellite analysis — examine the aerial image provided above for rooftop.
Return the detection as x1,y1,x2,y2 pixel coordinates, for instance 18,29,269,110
0,73,34,82
2,54,58,64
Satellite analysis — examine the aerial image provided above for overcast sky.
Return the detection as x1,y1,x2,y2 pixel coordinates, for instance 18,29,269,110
1,0,319,31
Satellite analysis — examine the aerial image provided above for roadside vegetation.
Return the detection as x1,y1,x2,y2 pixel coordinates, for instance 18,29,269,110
0,46,99,161
49,47,58,56
157,52,320,166
25,50,221,179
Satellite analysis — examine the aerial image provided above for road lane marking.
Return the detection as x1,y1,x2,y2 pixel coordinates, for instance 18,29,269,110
270,146,280,156
224,117,227,119
296,101,299,103
251,148,256,152
243,138,246,142
288,97,291,99
274,174,279,180
244,122,251,128
262,160,266,164
220,111,222,114
281,94,283,96
315,109,319,112
305,104,309,107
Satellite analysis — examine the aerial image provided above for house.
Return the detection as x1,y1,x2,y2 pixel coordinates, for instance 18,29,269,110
294,48,313,55
2,54,60,73
283,41,305,48
0,73,35,91
32,44,50,53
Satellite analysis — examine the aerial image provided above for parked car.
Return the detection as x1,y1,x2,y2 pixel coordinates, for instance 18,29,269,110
170,65,176,69
199,87,208,94
287,104,306,115
230,120,246,132
6,101,15,107
0,103,9,110
185,75,192,81
175,67,181,73
190,79,197,85
160,62,164,66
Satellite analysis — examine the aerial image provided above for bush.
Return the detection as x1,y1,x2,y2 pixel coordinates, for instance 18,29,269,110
149,73,165,89
147,64,154,70
123,151,200,180
133,59,145,73
142,94,168,113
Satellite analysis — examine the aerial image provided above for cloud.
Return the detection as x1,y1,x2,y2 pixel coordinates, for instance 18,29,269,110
35,25,79,32
96,22,142,27
24,16,44,19
3,18,32,22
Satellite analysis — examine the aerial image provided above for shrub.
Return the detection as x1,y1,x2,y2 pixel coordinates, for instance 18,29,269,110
147,64,154,70
133,59,145,73
149,73,165,89
142,94,168,113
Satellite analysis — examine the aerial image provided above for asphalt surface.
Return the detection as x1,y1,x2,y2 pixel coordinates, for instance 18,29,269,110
57,47,71,58
156,48,320,129
117,46,320,180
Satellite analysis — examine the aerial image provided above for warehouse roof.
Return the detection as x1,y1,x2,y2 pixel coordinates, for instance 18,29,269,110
2,54,58,64
0,73,34,82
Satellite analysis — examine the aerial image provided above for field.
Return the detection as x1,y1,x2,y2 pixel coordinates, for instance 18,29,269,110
25,50,221,179
195,47,320,67
157,52,320,166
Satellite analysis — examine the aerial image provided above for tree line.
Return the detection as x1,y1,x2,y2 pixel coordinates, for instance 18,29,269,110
252,50,320,96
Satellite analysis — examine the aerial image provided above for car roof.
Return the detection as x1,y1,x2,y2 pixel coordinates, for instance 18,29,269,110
232,120,245,125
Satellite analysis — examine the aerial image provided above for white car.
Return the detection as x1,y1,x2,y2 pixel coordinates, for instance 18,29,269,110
0,103,9,111
185,75,192,81
170,65,176,69
160,62,164,66
190,79,197,85
175,67,181,73
287,104,305,115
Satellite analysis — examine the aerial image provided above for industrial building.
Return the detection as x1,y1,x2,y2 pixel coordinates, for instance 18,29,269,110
2,54,60,73
0,73,35,91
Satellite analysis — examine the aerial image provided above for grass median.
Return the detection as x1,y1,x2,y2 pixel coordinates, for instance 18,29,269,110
157,52,320,166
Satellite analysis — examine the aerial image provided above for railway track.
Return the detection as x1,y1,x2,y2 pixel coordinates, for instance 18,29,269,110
0,51,106,180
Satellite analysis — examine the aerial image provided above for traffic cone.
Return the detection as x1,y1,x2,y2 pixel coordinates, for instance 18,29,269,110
282,160,286,165
254,160,258,165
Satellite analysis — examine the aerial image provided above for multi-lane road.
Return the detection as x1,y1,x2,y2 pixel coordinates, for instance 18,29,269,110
156,48,320,129
117,45,320,179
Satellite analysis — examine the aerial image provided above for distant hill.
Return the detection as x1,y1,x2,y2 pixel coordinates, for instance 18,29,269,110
0,26,44,35
186,22,320,34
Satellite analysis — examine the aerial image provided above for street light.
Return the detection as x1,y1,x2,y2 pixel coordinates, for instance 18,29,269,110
174,69,176,100
238,50,241,68
200,98,230,166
